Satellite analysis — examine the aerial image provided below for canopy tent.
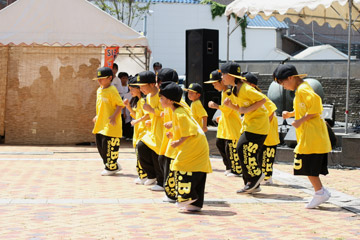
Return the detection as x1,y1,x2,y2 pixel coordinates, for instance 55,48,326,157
226,0,360,133
293,44,349,60
0,0,150,144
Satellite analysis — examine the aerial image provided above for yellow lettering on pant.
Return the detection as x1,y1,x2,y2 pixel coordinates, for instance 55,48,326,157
294,154,302,170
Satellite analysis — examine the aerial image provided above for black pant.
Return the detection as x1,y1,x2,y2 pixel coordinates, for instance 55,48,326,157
260,145,277,180
236,131,267,184
161,156,177,200
176,171,207,208
95,134,121,171
137,141,163,186
216,138,242,175
135,145,148,179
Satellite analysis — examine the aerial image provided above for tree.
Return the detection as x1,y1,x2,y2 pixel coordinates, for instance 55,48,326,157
89,0,151,27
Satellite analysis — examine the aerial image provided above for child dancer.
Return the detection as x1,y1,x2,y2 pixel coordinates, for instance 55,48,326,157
273,64,331,208
159,82,212,212
205,70,243,177
184,83,208,133
242,72,280,184
221,62,269,193
123,76,149,184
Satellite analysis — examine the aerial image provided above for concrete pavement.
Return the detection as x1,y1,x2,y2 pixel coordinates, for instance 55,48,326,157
0,142,359,239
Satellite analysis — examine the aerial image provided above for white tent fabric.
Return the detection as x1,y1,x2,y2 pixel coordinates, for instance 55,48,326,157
0,0,148,47
225,0,360,30
293,45,348,60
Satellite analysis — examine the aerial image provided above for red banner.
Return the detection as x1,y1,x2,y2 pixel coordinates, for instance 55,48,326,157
104,47,119,68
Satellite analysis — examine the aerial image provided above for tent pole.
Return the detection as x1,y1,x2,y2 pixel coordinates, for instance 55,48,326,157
345,0,352,134
227,15,230,62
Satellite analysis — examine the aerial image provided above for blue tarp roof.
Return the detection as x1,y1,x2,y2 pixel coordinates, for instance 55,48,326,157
247,15,288,29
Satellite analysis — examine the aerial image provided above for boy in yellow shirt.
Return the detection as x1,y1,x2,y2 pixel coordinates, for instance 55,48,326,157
133,71,164,191
242,72,280,185
221,62,269,193
92,67,125,176
205,70,243,177
184,83,208,133
273,64,331,209
159,82,212,212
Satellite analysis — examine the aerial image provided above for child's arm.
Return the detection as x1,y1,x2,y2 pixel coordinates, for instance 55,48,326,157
123,99,136,117
131,114,150,126
109,105,123,126
292,113,317,128
240,98,266,114
170,136,190,148
202,116,208,132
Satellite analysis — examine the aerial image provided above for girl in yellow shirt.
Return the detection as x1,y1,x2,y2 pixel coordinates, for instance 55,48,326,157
159,82,212,212
221,62,269,194
205,69,243,177
242,72,280,185
274,64,331,209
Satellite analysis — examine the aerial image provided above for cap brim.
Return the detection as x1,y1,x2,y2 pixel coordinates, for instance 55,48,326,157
204,80,220,84
183,88,198,93
228,73,247,81
131,83,148,86
92,76,109,80
294,74,308,78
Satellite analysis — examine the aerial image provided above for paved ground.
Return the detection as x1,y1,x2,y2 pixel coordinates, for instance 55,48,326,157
0,142,359,239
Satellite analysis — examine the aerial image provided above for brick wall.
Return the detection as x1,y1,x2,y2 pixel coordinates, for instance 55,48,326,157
4,46,102,144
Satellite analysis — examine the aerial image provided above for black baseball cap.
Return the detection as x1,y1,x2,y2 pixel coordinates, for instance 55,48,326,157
220,62,245,80
128,76,140,88
133,71,156,85
273,64,307,83
93,67,113,80
204,70,222,84
159,82,183,103
184,83,203,94
242,72,258,85
157,68,179,83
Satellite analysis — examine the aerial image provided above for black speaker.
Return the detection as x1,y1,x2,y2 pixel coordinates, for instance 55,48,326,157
186,29,220,125
284,126,297,148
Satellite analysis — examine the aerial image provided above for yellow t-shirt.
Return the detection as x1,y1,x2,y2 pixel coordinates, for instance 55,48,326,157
233,83,269,135
92,85,124,138
161,100,192,159
171,107,212,173
190,100,208,128
293,82,331,154
217,91,242,140
263,96,280,146
131,98,146,148
141,92,164,154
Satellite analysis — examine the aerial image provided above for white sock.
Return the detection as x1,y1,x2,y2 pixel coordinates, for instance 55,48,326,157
315,187,324,195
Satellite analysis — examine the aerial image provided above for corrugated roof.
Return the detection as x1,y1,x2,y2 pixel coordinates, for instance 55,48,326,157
247,15,288,29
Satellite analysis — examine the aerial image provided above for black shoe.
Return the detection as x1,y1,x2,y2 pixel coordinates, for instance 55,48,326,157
236,173,265,193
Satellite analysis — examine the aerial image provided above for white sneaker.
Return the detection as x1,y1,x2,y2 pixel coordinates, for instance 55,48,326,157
150,185,164,191
305,188,331,209
101,168,121,176
262,177,273,185
162,195,176,203
176,199,197,208
134,177,147,185
184,205,202,212
226,172,238,177
224,170,231,176
144,178,156,186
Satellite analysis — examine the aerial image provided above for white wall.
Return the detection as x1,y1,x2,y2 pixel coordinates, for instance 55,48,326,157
131,4,283,75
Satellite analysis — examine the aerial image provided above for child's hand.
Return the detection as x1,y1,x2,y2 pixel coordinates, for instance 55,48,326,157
145,120,151,127
291,119,301,128
164,121,172,129
92,116,97,123
130,119,138,126
202,126,208,133
123,99,129,106
166,131,173,139
160,111,165,118
170,140,181,148
208,101,218,109
109,115,116,126
223,98,232,107
282,111,291,119
216,116,221,123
